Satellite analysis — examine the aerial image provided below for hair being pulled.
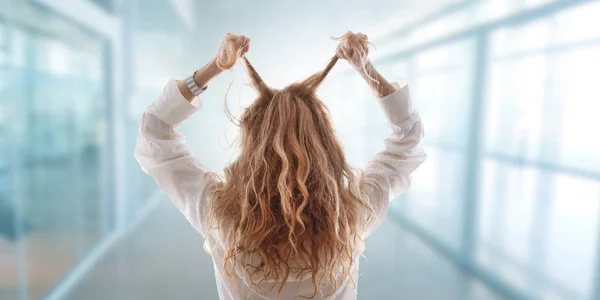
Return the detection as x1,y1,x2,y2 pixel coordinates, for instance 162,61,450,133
204,33,376,299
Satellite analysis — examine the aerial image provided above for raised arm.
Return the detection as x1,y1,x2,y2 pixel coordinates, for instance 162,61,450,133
361,75,426,237
336,32,427,237
177,33,250,101
134,33,249,237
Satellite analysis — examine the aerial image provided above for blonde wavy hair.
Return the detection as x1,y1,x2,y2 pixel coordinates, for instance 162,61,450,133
205,41,376,298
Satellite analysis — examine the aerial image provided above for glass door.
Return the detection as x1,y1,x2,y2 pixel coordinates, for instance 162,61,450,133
0,11,111,300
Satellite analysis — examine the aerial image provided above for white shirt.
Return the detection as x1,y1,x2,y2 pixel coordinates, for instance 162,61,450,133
134,78,426,300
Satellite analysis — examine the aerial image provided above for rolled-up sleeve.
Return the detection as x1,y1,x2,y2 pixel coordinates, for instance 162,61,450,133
362,78,427,238
134,79,214,237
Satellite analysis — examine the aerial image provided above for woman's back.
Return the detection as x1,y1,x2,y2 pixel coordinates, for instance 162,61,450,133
134,32,426,299
204,223,362,299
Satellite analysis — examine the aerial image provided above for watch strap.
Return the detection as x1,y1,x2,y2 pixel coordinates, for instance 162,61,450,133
185,71,208,96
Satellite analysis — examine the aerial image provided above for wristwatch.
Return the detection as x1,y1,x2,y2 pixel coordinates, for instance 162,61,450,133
184,71,208,96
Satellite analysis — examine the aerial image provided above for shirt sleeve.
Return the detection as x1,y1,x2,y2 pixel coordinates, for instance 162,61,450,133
361,78,427,238
134,78,215,238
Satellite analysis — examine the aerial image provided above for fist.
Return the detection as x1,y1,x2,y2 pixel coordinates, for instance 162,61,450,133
335,31,369,69
217,33,250,70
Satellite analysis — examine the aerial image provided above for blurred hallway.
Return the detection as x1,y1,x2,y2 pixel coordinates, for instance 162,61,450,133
64,195,506,300
3,0,600,299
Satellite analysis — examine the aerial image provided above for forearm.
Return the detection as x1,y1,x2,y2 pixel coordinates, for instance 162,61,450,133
176,57,223,102
355,61,397,98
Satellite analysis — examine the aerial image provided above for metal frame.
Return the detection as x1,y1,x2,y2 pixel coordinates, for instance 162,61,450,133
595,214,600,300
461,27,487,269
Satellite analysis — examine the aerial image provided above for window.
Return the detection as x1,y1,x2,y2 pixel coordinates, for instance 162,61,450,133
382,40,475,250
476,2,600,299
366,1,600,299
0,23,110,300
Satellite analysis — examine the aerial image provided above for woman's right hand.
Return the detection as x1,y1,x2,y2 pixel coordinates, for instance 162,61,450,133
335,31,370,70
216,33,250,70
335,31,397,97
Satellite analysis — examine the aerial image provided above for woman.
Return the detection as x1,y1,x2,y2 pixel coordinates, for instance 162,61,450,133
135,32,426,299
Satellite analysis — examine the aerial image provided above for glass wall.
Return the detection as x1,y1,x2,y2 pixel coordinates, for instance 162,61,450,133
2,0,600,299
0,3,110,300
1,0,205,297
332,1,600,300
403,39,474,251
477,2,600,299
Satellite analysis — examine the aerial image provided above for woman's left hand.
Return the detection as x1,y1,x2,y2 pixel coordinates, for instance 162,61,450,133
216,33,250,70
335,31,369,70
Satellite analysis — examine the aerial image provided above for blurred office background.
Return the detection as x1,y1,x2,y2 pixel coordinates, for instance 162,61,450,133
0,0,599,299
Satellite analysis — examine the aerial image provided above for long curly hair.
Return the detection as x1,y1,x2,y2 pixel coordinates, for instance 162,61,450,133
204,54,376,299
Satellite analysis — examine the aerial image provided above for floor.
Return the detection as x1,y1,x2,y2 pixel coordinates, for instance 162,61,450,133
65,197,509,300
0,231,102,300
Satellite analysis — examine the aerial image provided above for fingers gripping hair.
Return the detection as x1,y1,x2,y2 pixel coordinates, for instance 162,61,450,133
211,36,376,299
241,31,373,97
